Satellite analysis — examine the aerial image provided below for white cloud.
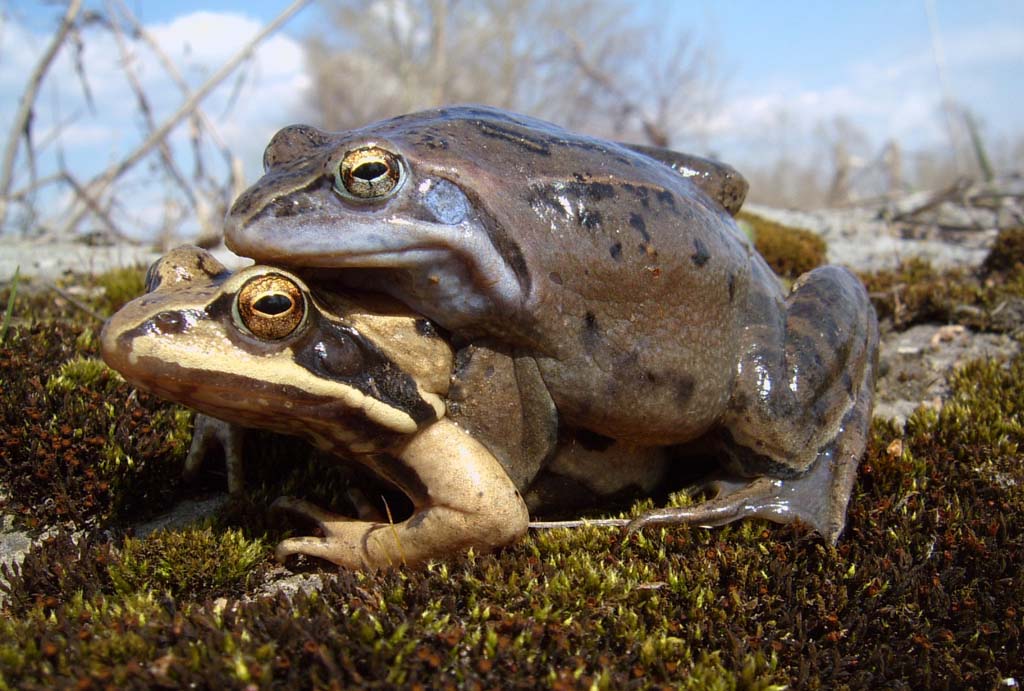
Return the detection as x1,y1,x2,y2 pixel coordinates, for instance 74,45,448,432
698,21,1023,169
0,10,311,237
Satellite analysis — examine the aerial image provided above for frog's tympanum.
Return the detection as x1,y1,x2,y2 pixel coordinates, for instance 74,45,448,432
105,107,879,567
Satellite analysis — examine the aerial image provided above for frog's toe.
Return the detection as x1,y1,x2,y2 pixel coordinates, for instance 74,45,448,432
271,495,355,530
275,535,370,568
628,464,840,541
627,477,795,535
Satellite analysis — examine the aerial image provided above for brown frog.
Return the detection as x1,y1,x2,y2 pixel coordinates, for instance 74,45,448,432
222,106,879,544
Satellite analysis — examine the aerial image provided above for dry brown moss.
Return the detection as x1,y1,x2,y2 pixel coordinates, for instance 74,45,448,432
2,261,1023,689
982,226,1024,276
738,211,828,280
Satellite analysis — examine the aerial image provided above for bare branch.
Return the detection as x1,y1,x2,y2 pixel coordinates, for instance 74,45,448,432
566,33,669,147
60,170,131,241
0,0,83,229
107,1,197,208
72,0,313,226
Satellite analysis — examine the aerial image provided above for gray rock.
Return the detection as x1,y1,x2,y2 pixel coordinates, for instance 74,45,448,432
874,324,1020,426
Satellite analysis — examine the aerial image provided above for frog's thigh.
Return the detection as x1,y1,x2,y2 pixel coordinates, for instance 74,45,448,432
274,419,529,568
729,265,877,469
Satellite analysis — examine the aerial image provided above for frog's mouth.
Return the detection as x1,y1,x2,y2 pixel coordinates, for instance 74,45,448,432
225,212,528,326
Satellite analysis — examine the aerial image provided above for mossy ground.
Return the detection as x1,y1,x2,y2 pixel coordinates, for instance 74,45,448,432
1,246,1022,689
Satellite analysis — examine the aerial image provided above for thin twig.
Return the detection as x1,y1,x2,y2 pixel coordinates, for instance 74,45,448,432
48,282,106,323
0,0,83,229
79,0,312,198
529,518,630,529
9,174,66,202
107,1,196,207
1,267,21,344
60,171,130,241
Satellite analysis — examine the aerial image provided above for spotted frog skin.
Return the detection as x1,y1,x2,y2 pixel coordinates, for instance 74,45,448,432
222,105,879,545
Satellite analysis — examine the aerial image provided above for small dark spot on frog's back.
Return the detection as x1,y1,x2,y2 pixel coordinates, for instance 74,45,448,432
674,375,696,407
572,181,616,202
628,212,651,249
581,311,600,352
549,271,563,285
580,209,602,230
656,189,680,214
413,130,449,150
622,183,651,209
691,238,711,267
609,241,622,261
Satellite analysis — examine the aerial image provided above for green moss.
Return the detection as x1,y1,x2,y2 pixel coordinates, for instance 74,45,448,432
0,319,189,529
93,265,147,314
108,526,269,600
738,211,828,280
46,355,121,395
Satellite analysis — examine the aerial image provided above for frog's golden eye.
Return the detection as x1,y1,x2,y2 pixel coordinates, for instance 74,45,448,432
235,274,306,340
335,146,404,200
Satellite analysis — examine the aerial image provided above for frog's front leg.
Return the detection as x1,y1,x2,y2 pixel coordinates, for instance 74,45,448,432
632,264,879,543
273,419,529,568
183,414,246,495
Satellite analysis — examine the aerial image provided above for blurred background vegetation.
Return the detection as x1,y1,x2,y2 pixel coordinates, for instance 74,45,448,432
0,0,1019,245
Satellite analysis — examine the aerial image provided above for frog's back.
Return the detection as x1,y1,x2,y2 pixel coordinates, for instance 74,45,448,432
380,107,762,442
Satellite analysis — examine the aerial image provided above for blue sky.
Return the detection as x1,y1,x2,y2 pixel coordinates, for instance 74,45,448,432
3,1,1021,233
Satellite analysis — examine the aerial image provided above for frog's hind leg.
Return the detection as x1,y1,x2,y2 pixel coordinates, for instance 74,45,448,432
631,265,879,543
272,419,529,569
629,374,874,542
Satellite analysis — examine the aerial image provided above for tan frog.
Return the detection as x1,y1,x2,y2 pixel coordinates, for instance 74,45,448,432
103,247,684,567
223,106,879,543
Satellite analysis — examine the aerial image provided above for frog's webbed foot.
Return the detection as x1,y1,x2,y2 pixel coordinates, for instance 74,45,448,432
183,414,246,494
271,419,529,569
628,439,851,543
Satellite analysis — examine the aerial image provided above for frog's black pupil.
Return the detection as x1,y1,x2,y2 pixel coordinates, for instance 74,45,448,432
354,161,388,180
254,294,293,315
